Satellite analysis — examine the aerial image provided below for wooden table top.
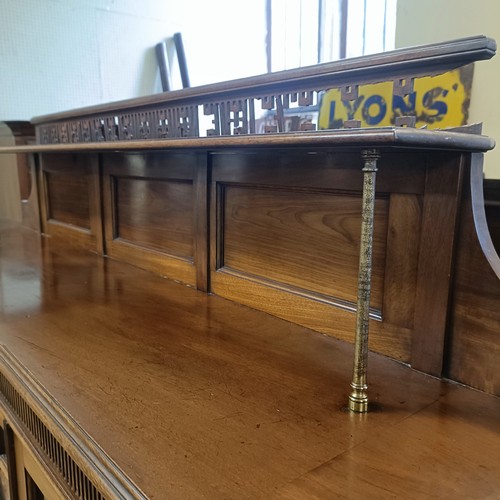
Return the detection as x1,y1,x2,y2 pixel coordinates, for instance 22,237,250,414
0,222,499,499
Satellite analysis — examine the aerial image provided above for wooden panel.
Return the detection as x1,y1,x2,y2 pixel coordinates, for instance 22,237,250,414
211,270,411,361
484,179,500,252
447,154,500,397
411,152,464,376
194,155,209,292
211,150,427,194
114,177,193,258
38,154,103,252
220,185,388,310
45,170,90,228
382,194,422,329
210,150,426,361
102,152,202,287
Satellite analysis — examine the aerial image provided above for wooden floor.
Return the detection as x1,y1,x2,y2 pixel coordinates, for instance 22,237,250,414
0,222,499,499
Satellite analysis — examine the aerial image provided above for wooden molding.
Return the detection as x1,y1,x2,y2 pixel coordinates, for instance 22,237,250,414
0,345,147,499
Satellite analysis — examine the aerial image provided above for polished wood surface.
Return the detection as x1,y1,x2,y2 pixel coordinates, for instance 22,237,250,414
447,154,500,395
102,152,200,287
2,124,498,395
0,126,495,155
221,185,388,308
272,384,500,500
38,154,103,253
0,346,147,498
210,149,427,362
484,178,500,252
0,35,498,497
411,153,464,376
19,137,498,382
0,223,499,499
46,170,91,229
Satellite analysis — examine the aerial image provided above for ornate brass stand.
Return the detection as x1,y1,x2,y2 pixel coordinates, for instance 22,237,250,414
348,149,380,413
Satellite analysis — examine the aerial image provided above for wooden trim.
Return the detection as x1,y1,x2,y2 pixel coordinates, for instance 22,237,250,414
25,37,495,147
90,157,104,254
38,154,102,252
3,422,19,500
0,127,495,158
8,416,75,499
470,153,500,278
0,127,494,155
0,121,35,141
0,345,147,499
31,35,496,124
445,156,500,394
37,159,50,236
194,153,209,291
411,153,465,375
101,152,198,286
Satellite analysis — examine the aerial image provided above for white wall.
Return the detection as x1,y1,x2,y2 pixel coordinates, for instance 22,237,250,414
0,0,267,120
396,0,500,179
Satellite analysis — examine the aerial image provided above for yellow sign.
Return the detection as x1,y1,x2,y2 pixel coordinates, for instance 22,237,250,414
318,66,473,130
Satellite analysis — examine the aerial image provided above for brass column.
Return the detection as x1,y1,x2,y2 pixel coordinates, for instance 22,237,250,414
348,149,380,413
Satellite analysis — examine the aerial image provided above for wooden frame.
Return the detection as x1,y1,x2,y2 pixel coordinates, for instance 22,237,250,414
101,151,208,288
38,154,103,253
209,148,428,361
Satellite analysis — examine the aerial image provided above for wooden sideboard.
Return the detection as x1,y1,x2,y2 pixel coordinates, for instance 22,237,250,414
0,36,499,498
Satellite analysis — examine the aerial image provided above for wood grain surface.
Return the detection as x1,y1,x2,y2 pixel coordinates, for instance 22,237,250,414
1,223,499,499
45,170,90,229
447,155,500,395
484,179,500,252
38,153,103,253
114,177,193,257
411,153,464,376
102,152,200,287
210,149,425,362
221,185,388,308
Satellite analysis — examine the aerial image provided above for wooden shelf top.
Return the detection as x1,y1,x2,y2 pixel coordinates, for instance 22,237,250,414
0,126,495,155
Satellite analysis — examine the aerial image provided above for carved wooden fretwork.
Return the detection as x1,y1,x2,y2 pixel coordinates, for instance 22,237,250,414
34,36,496,145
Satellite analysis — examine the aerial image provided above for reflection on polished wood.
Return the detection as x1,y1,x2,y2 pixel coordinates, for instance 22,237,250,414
0,223,499,498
